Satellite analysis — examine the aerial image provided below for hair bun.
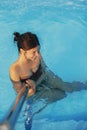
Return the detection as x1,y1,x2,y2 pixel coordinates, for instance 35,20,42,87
13,32,20,42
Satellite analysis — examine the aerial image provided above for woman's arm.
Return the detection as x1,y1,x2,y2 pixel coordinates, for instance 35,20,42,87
36,71,46,86
36,58,47,86
9,65,35,98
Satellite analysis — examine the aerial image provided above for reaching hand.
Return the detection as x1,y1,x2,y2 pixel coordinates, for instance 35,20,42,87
25,79,36,97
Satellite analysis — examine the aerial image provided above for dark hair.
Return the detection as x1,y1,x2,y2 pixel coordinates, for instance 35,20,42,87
13,32,40,52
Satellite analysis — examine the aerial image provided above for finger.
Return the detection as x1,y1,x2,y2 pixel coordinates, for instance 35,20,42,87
25,82,34,89
26,80,34,86
25,84,31,89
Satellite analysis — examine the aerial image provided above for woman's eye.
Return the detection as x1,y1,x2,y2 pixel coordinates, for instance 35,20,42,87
32,51,35,54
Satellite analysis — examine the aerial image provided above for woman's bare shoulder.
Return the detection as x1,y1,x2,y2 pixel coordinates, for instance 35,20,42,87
10,61,19,72
9,62,20,81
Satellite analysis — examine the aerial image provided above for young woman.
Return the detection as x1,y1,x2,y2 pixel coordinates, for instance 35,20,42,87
9,32,87,130
10,32,86,103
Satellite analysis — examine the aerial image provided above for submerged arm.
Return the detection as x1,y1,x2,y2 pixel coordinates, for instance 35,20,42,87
36,71,46,86
36,59,47,86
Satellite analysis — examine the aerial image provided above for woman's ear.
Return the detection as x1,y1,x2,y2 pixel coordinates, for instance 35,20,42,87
20,48,25,54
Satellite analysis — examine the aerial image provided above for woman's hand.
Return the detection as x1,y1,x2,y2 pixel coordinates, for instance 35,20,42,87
25,79,36,98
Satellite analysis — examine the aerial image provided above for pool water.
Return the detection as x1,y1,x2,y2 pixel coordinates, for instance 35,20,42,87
0,0,87,130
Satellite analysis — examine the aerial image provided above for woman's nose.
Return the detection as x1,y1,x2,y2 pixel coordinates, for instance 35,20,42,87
36,51,39,56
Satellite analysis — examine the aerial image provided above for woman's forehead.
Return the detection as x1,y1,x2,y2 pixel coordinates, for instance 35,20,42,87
27,45,40,52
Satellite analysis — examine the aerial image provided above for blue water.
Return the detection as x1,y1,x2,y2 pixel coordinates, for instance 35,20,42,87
0,0,87,130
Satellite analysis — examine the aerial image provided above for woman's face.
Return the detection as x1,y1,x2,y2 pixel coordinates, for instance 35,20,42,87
24,46,41,62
